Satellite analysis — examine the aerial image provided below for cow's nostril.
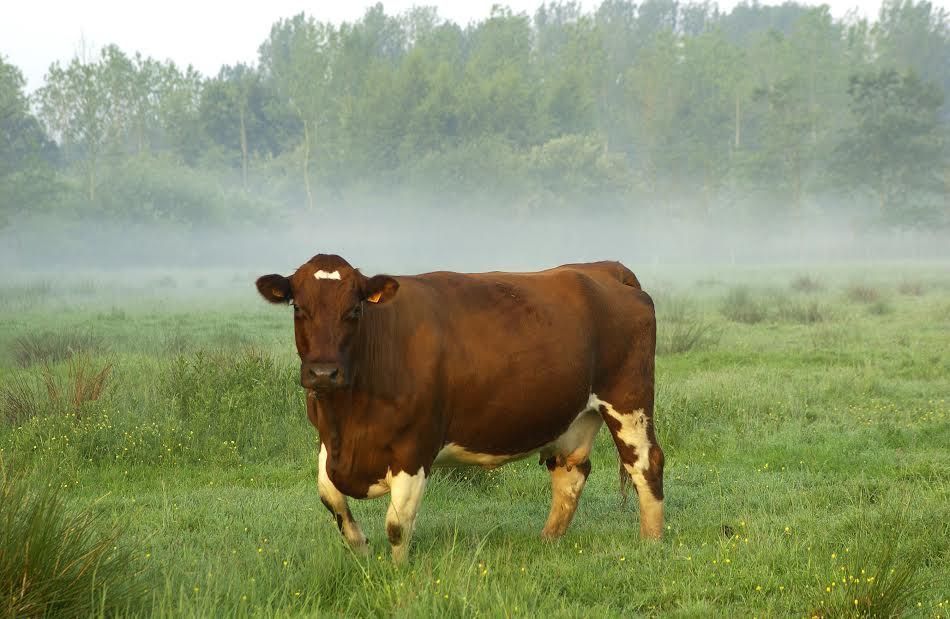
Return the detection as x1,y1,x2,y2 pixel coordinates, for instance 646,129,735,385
329,369,339,380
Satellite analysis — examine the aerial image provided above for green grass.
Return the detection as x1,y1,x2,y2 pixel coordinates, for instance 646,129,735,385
1,265,948,617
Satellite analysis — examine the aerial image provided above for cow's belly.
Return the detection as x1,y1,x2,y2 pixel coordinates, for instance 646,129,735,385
434,398,603,469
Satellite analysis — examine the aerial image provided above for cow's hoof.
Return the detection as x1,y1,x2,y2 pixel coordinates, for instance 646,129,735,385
347,540,371,557
391,545,410,565
540,528,565,541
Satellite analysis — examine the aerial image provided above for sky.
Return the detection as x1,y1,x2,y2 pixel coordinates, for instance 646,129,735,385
0,0,938,92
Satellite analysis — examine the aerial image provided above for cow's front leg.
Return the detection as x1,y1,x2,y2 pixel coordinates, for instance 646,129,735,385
385,467,427,564
318,444,369,554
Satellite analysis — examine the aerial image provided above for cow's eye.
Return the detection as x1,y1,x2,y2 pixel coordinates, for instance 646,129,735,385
346,304,362,321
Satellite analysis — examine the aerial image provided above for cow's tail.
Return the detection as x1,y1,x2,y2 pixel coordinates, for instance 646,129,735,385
615,260,644,507
619,460,631,507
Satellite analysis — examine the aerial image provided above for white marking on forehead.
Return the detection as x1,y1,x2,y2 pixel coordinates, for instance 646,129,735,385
314,270,342,280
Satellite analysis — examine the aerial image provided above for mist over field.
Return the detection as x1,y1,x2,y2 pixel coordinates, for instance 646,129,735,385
2,208,949,279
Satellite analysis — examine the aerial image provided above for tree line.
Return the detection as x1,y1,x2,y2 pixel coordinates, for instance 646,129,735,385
1,0,947,228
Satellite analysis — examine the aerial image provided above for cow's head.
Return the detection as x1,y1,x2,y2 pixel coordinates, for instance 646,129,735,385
256,254,398,393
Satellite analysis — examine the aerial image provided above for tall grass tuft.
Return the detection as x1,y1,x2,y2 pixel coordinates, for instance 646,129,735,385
721,287,767,324
791,275,824,293
12,331,103,368
42,356,112,419
778,299,826,324
656,296,721,354
897,280,924,296
0,463,145,618
808,541,933,618
846,284,882,304
0,374,40,425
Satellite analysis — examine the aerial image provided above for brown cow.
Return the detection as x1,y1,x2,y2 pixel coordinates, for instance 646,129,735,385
256,254,664,562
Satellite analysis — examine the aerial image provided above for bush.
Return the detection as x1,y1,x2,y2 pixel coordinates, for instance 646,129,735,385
0,464,145,617
721,287,767,324
897,280,924,296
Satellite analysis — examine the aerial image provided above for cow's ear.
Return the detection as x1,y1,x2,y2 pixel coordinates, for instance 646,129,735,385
256,274,293,304
362,275,399,304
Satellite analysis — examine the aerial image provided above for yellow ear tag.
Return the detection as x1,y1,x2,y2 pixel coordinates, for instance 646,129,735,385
271,288,284,298
367,291,382,304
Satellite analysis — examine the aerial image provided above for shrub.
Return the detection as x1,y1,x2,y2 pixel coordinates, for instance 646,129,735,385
0,464,145,617
721,287,767,324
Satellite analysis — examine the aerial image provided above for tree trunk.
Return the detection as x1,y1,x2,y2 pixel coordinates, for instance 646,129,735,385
734,91,741,149
302,120,314,210
239,106,248,192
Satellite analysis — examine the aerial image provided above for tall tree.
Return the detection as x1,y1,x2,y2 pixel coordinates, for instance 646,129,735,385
0,56,58,224
835,69,945,220
259,14,339,209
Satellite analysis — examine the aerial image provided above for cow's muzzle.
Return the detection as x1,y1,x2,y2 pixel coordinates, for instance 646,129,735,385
301,362,345,392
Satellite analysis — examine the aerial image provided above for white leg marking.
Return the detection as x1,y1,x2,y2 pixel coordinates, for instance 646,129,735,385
542,464,589,539
590,393,664,539
386,467,427,564
318,444,368,551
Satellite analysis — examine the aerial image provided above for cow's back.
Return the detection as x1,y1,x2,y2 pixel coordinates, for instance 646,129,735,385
404,261,653,455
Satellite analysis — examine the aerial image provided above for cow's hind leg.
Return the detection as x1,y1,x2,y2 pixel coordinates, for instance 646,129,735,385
318,444,369,554
594,395,665,539
540,407,601,539
541,457,592,539
386,467,427,564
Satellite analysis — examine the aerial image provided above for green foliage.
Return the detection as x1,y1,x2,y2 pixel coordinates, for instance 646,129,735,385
0,464,145,617
834,68,946,223
4,0,948,225
0,56,59,225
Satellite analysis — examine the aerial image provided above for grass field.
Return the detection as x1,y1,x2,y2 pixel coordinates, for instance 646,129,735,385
1,264,948,617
